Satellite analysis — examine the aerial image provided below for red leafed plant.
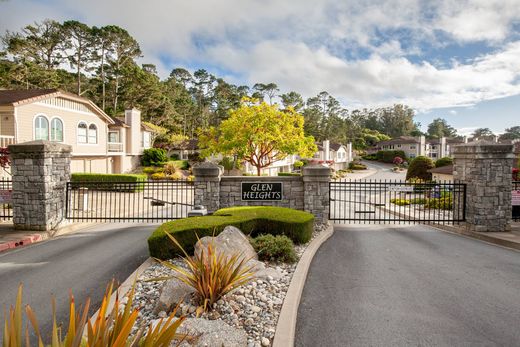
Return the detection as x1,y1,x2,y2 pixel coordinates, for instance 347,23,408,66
513,168,519,181
0,147,9,169
393,156,404,166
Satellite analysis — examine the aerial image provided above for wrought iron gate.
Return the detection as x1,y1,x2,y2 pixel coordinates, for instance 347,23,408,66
513,181,520,222
65,180,194,222
329,180,466,224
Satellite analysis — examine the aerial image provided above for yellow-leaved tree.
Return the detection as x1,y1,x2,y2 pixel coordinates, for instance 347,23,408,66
199,98,317,176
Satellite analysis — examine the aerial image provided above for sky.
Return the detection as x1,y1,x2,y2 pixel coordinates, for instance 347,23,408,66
1,0,520,135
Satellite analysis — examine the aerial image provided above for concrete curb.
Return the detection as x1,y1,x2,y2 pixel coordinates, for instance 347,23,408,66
430,224,520,252
272,224,334,347
0,222,101,253
88,257,156,325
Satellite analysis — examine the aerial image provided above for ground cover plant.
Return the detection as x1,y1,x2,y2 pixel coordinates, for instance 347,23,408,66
148,206,314,260
71,173,147,192
251,234,297,263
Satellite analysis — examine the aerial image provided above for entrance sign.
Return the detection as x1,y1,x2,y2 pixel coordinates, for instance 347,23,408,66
512,190,520,206
241,182,283,201
0,190,12,204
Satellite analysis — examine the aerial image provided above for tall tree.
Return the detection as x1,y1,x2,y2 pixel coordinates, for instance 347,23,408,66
499,126,520,141
253,83,279,105
472,127,494,138
280,91,304,112
427,118,457,138
62,20,95,95
190,69,216,128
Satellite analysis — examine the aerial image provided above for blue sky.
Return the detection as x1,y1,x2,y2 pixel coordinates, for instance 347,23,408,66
1,0,520,135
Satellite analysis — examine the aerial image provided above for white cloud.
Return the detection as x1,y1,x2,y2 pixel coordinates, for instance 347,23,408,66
1,0,520,111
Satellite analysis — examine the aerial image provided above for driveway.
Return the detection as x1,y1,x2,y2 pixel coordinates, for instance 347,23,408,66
296,225,520,346
0,223,154,342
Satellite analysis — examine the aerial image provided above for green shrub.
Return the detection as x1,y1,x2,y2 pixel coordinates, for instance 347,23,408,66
70,173,147,192
278,172,301,176
170,153,180,160
362,154,377,161
348,162,367,170
151,172,184,180
390,198,410,206
406,156,434,181
142,148,168,166
251,234,297,263
142,166,163,174
148,206,314,260
293,160,304,169
425,197,452,210
376,150,407,163
410,197,428,204
435,157,453,168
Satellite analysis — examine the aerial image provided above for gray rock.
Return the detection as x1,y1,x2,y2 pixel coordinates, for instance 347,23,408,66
153,278,195,314
195,226,258,261
246,259,283,280
175,318,248,347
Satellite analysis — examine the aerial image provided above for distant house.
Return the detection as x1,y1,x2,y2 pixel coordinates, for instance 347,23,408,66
428,165,454,182
375,136,464,160
313,140,353,170
170,139,199,160
0,89,155,174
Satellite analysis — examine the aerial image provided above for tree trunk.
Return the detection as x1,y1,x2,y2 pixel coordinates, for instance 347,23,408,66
101,46,105,111
256,166,261,176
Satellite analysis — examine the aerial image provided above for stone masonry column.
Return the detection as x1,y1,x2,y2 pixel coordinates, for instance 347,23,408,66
453,141,514,232
303,164,331,224
192,162,222,213
9,140,72,231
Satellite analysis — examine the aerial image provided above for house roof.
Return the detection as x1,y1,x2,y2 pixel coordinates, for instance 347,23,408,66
0,89,114,124
428,165,453,175
172,139,199,150
378,136,420,146
315,142,346,152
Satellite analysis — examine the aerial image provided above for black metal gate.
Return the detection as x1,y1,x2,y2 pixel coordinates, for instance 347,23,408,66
0,178,12,221
65,180,194,222
329,180,466,224
513,181,520,222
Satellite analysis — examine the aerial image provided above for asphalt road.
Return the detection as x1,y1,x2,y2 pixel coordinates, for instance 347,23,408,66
0,223,154,342
296,225,520,346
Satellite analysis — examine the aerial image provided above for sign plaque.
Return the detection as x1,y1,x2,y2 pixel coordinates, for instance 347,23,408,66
241,182,283,201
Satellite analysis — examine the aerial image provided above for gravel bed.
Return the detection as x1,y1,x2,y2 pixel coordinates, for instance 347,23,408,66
130,223,328,346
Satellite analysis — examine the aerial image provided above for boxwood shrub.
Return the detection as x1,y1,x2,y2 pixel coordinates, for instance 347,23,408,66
148,206,314,260
70,173,147,192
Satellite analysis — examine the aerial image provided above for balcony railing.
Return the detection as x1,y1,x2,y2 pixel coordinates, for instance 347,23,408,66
107,142,124,152
0,136,15,148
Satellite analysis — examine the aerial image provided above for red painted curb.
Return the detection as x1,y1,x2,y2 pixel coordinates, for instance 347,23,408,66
0,234,43,253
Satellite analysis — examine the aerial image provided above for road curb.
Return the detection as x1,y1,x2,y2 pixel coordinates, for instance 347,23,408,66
0,222,101,253
431,224,520,252
88,257,156,325
272,224,334,347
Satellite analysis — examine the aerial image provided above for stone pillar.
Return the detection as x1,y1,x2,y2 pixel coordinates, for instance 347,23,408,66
9,140,72,231
192,162,222,213
303,164,331,224
453,141,514,232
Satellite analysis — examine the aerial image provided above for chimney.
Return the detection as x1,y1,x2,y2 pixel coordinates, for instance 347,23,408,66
463,136,468,143
493,135,499,143
440,137,446,158
419,136,426,156
125,108,141,155
323,140,330,161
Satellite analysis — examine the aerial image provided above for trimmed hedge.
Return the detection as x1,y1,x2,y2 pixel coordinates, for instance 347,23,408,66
71,173,147,192
406,156,434,181
376,150,407,163
148,206,314,260
277,172,301,176
435,157,453,168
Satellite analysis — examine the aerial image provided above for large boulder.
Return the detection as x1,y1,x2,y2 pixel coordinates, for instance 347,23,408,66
194,226,258,261
246,259,283,280
170,318,247,347
153,277,195,314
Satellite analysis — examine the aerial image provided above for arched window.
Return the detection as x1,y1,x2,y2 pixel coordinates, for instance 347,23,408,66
34,115,49,140
88,124,97,144
50,118,63,142
77,122,87,143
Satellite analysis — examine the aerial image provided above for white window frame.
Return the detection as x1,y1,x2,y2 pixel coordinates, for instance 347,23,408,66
34,114,49,141
50,117,64,142
77,121,88,144
88,123,98,144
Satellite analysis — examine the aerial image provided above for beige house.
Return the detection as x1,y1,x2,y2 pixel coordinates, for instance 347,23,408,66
0,89,153,174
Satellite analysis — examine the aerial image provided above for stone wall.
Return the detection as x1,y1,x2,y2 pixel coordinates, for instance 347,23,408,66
220,176,304,210
453,141,514,232
9,140,72,231
193,163,330,223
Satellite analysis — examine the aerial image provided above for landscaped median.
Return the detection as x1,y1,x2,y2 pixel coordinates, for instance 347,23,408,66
148,206,314,259
121,206,330,346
